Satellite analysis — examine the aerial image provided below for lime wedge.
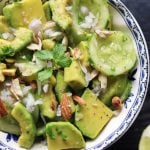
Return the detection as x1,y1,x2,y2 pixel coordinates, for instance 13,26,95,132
139,125,150,150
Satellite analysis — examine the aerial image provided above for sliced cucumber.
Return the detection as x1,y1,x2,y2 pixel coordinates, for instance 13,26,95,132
89,31,137,76
99,75,131,107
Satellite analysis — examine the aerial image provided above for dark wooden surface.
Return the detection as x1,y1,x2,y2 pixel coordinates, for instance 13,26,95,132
107,0,150,150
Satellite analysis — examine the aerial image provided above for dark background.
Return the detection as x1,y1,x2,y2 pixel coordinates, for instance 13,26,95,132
107,0,150,150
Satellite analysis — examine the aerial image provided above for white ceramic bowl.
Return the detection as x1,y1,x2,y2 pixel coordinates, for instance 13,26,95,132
0,0,149,150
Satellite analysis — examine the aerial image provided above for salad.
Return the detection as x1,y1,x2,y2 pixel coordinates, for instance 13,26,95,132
0,0,137,149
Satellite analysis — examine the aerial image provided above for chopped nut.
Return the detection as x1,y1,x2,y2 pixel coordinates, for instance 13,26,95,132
71,48,81,60
10,78,23,100
4,69,16,76
0,100,8,117
72,95,86,105
112,96,123,110
0,63,6,70
5,58,16,63
2,69,16,76
60,94,72,120
0,71,5,82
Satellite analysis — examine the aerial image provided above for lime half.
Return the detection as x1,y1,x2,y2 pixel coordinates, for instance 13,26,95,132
139,125,150,150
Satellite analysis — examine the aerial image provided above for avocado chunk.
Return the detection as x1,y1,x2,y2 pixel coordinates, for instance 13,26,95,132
75,89,113,139
0,16,9,33
55,71,69,101
43,1,52,21
49,0,72,30
78,41,89,67
0,28,33,60
89,31,137,76
46,122,85,150
99,75,132,107
3,0,46,28
11,102,36,149
40,86,58,119
42,39,55,50
64,60,87,90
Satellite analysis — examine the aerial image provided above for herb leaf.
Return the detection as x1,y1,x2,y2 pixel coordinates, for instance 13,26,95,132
56,56,72,67
52,44,72,67
38,68,53,82
35,50,53,60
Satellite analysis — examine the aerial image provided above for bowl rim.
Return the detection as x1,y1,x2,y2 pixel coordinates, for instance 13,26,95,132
0,0,149,150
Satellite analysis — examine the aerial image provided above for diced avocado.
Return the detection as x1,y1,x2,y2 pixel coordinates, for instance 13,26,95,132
49,0,72,30
0,115,20,135
11,102,36,149
46,122,85,150
99,75,132,107
43,1,51,21
11,28,33,52
0,28,33,60
0,16,9,33
89,31,137,76
78,41,89,67
40,86,58,119
64,60,87,90
49,75,57,86
3,0,46,28
55,71,69,101
75,89,113,139
42,39,55,50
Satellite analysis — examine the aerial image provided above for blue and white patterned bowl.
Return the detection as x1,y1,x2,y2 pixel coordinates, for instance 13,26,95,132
0,0,149,150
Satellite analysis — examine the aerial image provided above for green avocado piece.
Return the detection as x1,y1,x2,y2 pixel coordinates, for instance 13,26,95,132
89,31,137,76
40,86,58,119
64,60,87,90
0,28,33,60
46,122,85,150
49,0,72,30
55,71,69,101
75,89,113,139
78,41,89,67
11,102,36,149
0,114,20,135
42,39,55,50
99,75,132,107
43,1,52,21
3,0,46,28
0,16,9,33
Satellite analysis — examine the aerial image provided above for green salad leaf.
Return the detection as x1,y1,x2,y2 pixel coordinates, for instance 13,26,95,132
35,44,72,68
38,68,53,82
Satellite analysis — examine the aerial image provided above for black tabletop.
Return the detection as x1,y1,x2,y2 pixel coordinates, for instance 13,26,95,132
107,0,150,150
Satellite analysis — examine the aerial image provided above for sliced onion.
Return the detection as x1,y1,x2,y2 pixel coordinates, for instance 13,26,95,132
29,18,42,34
98,74,107,90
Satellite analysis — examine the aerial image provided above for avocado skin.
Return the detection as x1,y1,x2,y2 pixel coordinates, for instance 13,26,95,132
11,102,36,149
43,1,52,21
46,122,85,150
75,89,113,139
49,0,72,30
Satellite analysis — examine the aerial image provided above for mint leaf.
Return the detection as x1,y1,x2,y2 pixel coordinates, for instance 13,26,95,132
35,50,53,60
52,44,66,59
38,68,53,82
56,56,72,67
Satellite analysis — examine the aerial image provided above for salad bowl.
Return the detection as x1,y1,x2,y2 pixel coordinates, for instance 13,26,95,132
0,0,149,150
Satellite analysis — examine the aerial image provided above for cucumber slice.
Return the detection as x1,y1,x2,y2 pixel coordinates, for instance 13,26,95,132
99,75,131,107
68,0,111,45
89,31,137,76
